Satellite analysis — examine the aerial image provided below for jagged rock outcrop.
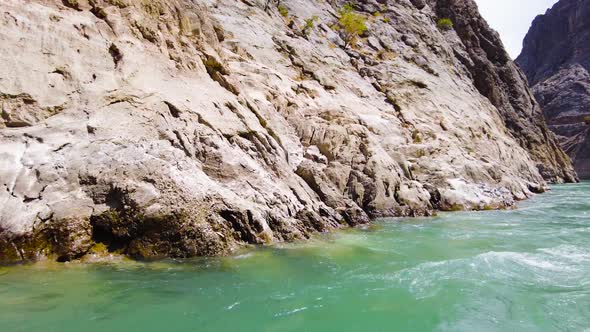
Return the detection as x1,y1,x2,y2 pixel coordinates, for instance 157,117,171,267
432,0,577,183
0,0,575,263
516,0,590,178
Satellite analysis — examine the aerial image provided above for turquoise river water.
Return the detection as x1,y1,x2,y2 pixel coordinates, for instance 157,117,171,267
1,183,590,331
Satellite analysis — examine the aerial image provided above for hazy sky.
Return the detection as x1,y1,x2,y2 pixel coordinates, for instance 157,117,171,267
474,0,559,59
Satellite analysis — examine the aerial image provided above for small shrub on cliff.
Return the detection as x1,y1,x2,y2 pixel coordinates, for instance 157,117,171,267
64,0,80,10
584,116,590,125
278,5,289,17
303,16,319,35
263,0,284,12
412,129,422,144
305,16,318,29
437,18,453,31
338,4,367,48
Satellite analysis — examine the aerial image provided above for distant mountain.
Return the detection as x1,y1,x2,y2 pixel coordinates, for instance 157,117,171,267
517,0,590,178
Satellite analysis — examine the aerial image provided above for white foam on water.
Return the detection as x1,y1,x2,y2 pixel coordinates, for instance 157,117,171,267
352,245,589,300
226,302,240,310
233,253,254,260
477,250,578,273
539,245,590,263
273,307,307,317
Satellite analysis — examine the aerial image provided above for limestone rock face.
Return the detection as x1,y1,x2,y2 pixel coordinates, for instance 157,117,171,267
516,0,590,178
431,0,577,183
0,0,575,263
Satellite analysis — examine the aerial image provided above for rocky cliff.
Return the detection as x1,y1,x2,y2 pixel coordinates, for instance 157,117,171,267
0,0,576,263
516,0,590,178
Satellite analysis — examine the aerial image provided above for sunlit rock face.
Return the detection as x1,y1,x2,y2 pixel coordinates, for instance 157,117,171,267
0,0,575,263
517,0,590,178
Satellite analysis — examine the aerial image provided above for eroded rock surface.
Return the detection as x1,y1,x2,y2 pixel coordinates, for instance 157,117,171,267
516,0,590,178
0,0,576,263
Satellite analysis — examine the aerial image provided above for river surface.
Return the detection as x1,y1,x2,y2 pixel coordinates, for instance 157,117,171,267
1,183,590,331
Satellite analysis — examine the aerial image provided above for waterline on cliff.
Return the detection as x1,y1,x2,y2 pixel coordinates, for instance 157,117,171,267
1,183,589,331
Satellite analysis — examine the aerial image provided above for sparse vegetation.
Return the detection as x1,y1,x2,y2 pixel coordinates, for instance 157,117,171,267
263,0,284,12
416,148,426,158
305,16,318,30
302,16,319,35
584,116,590,125
338,4,367,48
278,5,289,18
63,0,80,10
412,129,422,144
106,0,127,8
437,18,453,31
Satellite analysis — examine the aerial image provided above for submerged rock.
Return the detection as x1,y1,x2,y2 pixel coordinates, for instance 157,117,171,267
0,0,576,263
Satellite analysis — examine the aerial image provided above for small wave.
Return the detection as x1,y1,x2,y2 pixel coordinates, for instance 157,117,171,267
226,302,240,310
274,307,307,317
233,253,254,259
353,246,588,299
478,251,576,272
538,245,590,262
